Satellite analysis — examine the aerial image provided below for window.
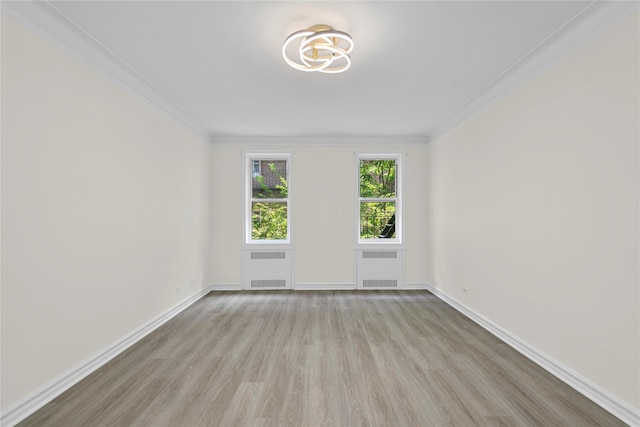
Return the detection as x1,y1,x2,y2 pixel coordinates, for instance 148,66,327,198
358,154,402,243
245,153,290,243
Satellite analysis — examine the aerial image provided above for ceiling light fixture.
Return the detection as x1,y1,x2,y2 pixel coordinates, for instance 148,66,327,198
282,24,353,74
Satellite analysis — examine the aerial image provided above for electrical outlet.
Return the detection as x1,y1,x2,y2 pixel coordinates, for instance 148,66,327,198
176,287,181,294
190,279,196,288
462,287,468,294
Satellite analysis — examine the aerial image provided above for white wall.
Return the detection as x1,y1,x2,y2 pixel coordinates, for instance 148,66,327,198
208,142,430,287
426,11,639,411
1,15,210,411
4,3,636,422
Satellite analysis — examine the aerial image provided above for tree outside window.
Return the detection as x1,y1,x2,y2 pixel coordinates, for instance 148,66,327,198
247,156,289,242
359,157,400,241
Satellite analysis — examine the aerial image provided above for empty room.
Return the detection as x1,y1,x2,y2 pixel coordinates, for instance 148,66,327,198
1,1,638,426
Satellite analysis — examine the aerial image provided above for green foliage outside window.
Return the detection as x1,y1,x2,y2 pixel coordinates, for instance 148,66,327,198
360,159,396,239
252,162,288,240
360,160,396,198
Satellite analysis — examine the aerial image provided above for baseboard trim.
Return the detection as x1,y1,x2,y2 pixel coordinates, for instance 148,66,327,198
7,284,635,426
1,286,212,427
424,284,640,427
208,284,243,291
294,283,356,291
209,284,428,291
403,283,431,290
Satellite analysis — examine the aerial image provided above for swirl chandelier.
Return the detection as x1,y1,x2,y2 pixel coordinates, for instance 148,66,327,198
282,24,354,74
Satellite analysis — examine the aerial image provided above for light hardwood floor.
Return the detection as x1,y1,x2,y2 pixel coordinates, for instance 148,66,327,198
19,291,626,426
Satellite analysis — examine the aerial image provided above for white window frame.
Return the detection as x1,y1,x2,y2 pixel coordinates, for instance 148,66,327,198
356,153,403,246
244,152,292,246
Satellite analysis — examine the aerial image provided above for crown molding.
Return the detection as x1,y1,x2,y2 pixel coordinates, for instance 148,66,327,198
210,135,428,146
429,0,640,143
2,1,636,146
1,0,211,143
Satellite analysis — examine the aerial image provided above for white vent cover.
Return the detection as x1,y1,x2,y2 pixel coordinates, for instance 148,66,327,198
362,251,397,259
243,249,293,290
363,279,398,288
251,279,287,288
251,251,286,260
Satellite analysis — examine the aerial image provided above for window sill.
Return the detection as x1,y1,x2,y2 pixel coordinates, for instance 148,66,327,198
243,241,293,251
356,240,404,249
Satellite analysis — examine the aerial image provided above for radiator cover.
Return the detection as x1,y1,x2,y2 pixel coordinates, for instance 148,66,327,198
356,249,405,289
242,250,293,290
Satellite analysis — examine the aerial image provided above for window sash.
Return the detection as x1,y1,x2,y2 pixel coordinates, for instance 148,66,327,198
357,154,402,244
245,153,291,244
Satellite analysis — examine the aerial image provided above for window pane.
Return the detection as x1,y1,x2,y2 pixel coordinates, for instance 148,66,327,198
252,160,288,199
360,160,395,198
360,202,395,239
252,201,288,240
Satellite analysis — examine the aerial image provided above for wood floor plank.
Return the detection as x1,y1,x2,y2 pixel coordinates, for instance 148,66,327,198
17,291,627,427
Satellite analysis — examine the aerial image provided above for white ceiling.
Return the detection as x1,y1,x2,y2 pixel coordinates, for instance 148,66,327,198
3,1,637,142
